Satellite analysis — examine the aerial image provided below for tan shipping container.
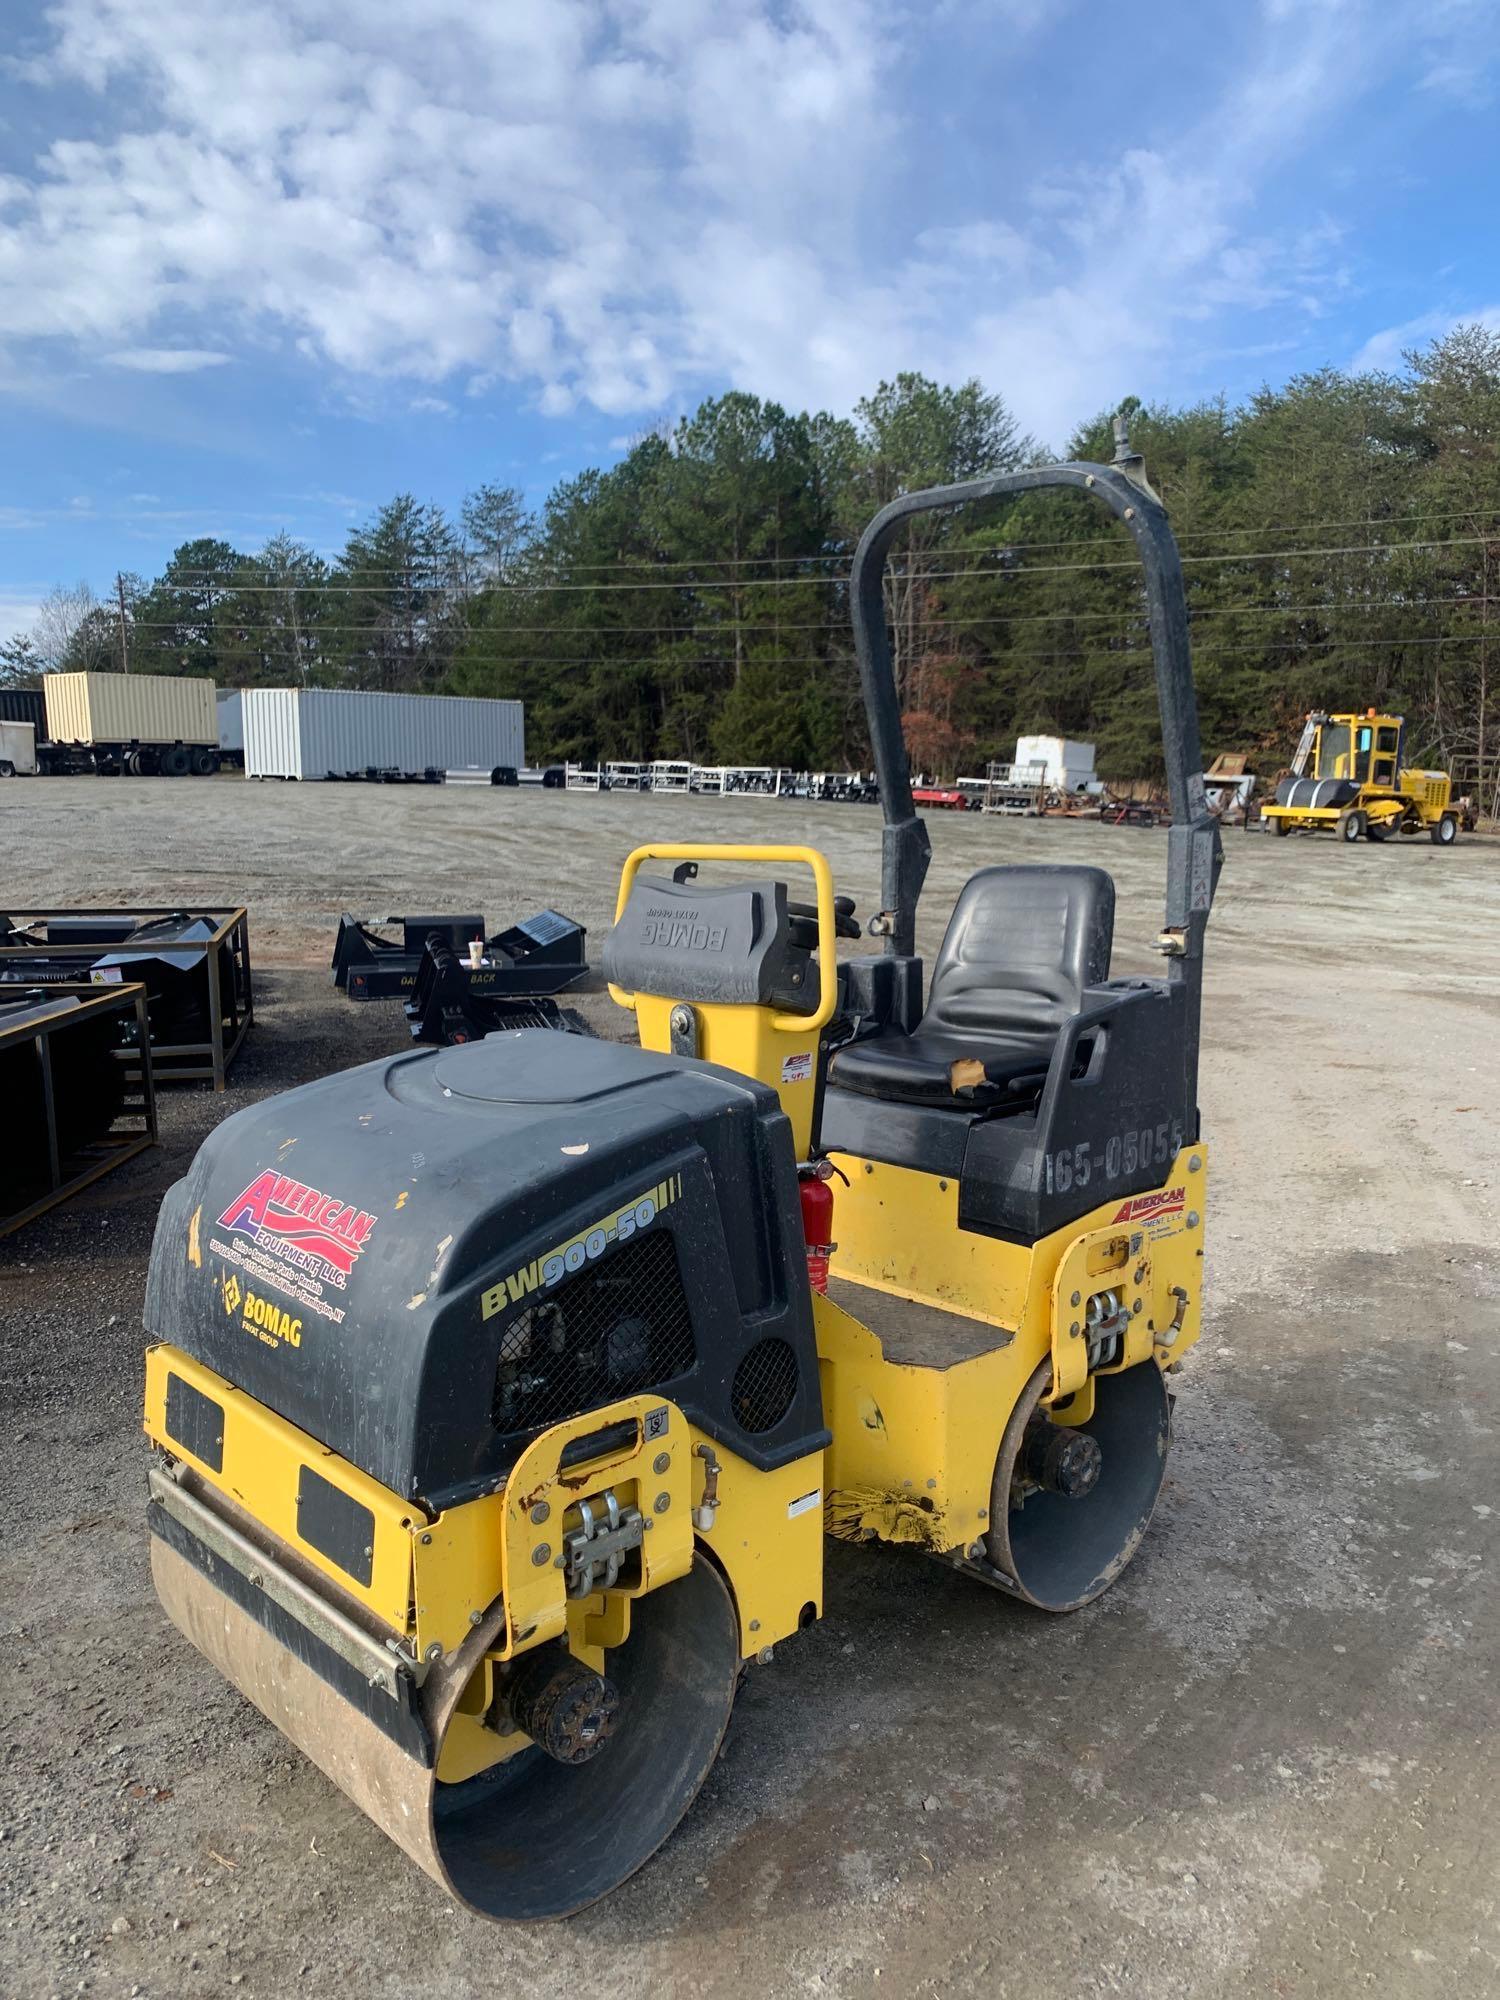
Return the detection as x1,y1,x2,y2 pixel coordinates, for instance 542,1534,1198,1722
44,672,219,747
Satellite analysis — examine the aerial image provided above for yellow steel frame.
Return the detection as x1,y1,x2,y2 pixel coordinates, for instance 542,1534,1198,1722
144,1343,421,1636
145,1345,822,1672
816,1149,1207,1555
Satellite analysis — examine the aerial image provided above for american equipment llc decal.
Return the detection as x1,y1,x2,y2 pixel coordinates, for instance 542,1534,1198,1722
1111,1186,1186,1234
208,1169,377,1329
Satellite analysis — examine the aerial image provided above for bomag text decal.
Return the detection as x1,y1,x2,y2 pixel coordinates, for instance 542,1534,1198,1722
221,1268,303,1349
639,908,727,952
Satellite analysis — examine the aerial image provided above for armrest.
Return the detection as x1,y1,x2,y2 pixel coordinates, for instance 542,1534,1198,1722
837,954,925,1037
1041,983,1158,1104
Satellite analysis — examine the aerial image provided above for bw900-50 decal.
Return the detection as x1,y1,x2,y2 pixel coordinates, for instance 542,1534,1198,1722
209,1168,380,1338
481,1175,682,1322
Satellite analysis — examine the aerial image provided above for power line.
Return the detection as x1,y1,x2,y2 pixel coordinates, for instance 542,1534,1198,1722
116,592,1500,642
140,505,1500,581
148,510,1500,579
144,529,1500,598
180,634,1500,680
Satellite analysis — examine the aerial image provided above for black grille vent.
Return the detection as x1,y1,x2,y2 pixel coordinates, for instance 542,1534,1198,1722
491,1231,695,1437
731,1337,800,1434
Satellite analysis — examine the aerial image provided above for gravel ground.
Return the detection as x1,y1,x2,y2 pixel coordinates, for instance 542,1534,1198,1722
2,776,1499,2000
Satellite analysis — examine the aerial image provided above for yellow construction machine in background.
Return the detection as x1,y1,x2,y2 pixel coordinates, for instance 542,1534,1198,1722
1262,709,1460,844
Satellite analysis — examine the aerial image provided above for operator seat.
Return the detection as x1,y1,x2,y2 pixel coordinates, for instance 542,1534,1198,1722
827,865,1114,1109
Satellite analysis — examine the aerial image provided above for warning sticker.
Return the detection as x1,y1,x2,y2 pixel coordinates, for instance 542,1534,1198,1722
780,1051,814,1085
786,1489,821,1520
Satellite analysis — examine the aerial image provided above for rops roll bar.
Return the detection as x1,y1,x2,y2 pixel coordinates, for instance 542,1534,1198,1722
849,423,1222,1093
852,427,1221,953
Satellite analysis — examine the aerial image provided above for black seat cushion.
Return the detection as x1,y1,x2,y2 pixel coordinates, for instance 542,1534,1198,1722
827,865,1114,1110
828,1025,1055,1104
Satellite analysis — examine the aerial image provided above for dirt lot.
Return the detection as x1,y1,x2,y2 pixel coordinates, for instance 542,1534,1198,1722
2,776,1498,2000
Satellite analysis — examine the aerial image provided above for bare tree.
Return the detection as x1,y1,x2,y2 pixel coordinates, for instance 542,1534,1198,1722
461,484,533,590
31,582,109,673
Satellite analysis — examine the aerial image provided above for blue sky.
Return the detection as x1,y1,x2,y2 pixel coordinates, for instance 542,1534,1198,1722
3,0,1499,640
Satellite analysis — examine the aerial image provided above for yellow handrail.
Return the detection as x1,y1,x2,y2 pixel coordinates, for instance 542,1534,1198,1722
609,843,839,1032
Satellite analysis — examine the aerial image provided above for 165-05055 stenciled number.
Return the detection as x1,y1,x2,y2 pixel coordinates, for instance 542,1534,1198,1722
1044,1119,1184,1196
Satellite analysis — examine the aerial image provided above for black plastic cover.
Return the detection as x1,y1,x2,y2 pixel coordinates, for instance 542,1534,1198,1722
604,874,815,1013
145,1030,826,1509
821,979,1196,1242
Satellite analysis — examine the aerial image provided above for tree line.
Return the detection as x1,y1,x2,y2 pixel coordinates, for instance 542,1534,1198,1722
5,329,1498,786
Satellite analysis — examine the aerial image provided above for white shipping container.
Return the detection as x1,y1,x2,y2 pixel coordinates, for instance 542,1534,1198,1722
217,689,244,753
44,671,218,747
0,720,38,775
242,688,524,780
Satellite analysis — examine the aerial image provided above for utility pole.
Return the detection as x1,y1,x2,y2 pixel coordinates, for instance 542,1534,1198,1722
115,573,130,673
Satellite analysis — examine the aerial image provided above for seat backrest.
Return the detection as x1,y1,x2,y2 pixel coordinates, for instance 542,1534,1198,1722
924,865,1115,1036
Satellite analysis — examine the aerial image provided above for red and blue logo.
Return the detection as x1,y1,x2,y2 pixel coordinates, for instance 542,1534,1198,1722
218,1170,377,1278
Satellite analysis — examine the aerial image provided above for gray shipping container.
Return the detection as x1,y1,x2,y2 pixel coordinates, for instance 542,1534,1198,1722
242,688,524,780
216,690,243,753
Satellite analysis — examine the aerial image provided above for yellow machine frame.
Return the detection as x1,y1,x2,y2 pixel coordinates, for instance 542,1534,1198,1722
143,1342,825,1735
609,841,840,1157
613,840,1207,1588
1261,709,1457,841
816,1151,1202,1555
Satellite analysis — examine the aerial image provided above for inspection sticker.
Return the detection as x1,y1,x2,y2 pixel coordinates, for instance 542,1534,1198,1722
780,1051,814,1085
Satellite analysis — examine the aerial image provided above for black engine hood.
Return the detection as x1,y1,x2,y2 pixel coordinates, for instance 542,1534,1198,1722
146,1030,824,1508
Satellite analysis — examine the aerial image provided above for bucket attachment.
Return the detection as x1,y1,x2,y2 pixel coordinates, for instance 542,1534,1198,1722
403,944,587,1046
332,909,588,1003
984,1360,1170,1611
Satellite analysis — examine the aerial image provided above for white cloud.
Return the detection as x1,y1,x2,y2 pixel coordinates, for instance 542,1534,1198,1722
1350,303,1500,374
0,0,1497,442
0,592,45,643
103,348,234,372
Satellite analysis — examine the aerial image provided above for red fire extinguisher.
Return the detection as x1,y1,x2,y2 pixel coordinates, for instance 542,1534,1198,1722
798,1160,839,1293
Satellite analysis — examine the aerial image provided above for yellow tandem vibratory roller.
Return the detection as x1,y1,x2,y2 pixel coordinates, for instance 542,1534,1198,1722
142,432,1221,1920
